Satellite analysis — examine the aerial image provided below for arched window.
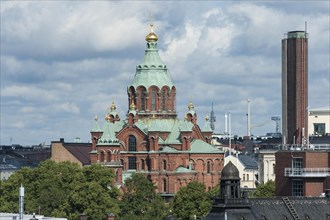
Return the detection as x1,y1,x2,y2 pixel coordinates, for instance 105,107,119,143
128,135,136,151
151,90,156,111
243,174,246,181
100,151,105,162
207,161,211,174
163,179,167,192
247,174,249,181
141,159,145,170
141,91,146,111
162,90,166,111
163,160,167,170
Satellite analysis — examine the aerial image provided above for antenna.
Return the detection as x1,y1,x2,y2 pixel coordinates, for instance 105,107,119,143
305,21,307,39
210,102,216,131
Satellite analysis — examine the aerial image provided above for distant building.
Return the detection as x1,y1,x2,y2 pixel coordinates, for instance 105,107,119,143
257,149,277,184
204,161,330,220
224,154,258,189
308,107,330,136
276,149,330,197
51,139,91,167
282,30,308,145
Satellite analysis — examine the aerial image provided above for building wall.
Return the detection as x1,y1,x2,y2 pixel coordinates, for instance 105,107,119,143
308,109,330,136
225,155,257,189
51,142,83,167
258,150,277,184
276,150,330,197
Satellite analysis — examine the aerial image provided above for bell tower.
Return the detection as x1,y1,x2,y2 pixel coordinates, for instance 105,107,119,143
127,22,177,121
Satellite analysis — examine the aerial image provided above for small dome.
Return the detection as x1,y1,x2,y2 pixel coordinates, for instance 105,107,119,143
146,23,158,42
221,161,240,180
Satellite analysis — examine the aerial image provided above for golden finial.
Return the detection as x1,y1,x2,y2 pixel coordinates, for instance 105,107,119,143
188,100,194,111
205,115,209,121
145,15,158,42
130,101,136,110
105,114,111,122
94,115,98,121
111,101,116,111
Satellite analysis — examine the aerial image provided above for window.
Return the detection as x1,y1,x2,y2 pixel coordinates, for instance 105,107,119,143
273,163,276,174
314,123,325,135
207,161,211,174
141,159,145,170
293,158,303,175
128,135,136,151
128,157,137,170
292,179,303,196
162,90,166,111
140,91,146,111
243,174,246,181
151,90,157,111
100,151,105,162
163,160,167,170
246,174,249,181
163,179,167,192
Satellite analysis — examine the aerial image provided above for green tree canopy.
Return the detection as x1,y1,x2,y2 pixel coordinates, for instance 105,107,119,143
0,160,119,220
118,173,167,220
252,180,275,198
172,181,212,220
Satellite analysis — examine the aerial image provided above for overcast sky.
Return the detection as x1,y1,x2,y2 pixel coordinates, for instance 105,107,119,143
1,1,329,145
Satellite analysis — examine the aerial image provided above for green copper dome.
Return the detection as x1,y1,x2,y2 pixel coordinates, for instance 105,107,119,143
130,27,174,90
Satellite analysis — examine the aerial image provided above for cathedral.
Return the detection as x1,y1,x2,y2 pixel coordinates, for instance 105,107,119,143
89,23,224,195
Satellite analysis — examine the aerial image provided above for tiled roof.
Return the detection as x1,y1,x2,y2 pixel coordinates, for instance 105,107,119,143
204,197,330,220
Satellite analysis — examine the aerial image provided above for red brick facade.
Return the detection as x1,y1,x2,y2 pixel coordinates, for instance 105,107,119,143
282,32,308,145
89,27,224,195
275,150,330,197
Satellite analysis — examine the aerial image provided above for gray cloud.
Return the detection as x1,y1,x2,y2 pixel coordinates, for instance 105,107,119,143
1,1,329,145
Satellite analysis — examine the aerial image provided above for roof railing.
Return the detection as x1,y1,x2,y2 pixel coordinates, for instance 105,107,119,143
284,167,330,177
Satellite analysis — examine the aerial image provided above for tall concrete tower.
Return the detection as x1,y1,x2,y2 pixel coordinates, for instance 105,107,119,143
282,30,308,145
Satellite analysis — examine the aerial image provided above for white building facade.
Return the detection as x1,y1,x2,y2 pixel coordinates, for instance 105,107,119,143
308,108,330,136
224,154,258,189
257,149,277,184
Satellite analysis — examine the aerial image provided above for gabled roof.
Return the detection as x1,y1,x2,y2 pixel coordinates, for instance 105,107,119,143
189,139,222,153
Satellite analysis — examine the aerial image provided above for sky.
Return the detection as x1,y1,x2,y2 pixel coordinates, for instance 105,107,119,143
1,1,329,146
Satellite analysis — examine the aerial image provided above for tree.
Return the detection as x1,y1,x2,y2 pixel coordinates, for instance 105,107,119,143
172,181,212,220
118,173,166,220
252,180,275,198
0,160,119,220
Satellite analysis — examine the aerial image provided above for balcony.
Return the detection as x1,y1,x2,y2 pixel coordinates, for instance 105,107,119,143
284,168,330,177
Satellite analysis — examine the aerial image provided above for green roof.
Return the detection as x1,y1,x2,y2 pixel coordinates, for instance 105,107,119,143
97,121,124,145
175,166,193,173
91,117,102,132
130,41,174,90
160,146,179,153
202,120,213,132
189,139,222,153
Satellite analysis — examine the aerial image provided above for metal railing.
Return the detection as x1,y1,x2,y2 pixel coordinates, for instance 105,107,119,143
281,144,330,151
284,167,330,177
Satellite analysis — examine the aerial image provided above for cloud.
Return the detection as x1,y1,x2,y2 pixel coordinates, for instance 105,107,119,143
0,1,329,145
